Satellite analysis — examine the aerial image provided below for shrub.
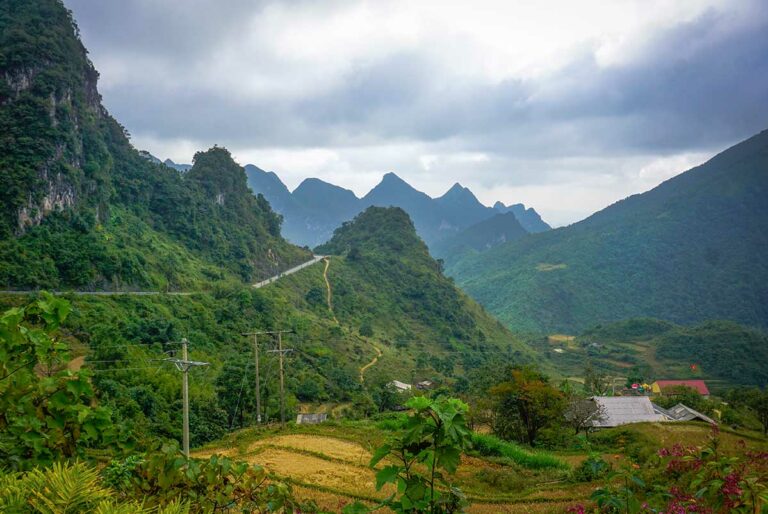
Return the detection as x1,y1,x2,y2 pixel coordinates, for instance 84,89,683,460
572,454,611,482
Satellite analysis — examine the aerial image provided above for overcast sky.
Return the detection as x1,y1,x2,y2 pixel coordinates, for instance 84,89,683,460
65,0,768,226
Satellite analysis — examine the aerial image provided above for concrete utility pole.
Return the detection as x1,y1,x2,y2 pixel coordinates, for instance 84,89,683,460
266,330,294,428
241,331,266,423
244,330,294,427
166,338,209,457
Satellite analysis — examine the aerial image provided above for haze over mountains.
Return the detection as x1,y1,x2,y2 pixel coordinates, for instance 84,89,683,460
241,166,550,248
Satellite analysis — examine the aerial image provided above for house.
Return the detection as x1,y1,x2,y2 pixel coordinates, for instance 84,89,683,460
415,380,434,390
296,413,328,425
590,396,667,428
387,380,412,392
651,380,710,398
654,403,717,425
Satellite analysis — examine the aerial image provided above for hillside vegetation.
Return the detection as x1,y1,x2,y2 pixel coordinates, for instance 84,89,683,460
449,130,768,333
530,317,768,389
0,0,307,289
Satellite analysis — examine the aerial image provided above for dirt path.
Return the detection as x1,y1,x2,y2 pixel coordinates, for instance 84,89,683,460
359,343,382,383
322,258,339,324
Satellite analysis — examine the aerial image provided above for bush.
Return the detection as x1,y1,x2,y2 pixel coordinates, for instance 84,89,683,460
374,412,409,431
572,454,611,482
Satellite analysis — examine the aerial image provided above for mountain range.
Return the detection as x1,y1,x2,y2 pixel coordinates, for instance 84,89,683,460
448,129,768,334
241,166,550,248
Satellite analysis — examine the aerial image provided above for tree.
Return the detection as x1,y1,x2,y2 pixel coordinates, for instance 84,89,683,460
359,320,374,337
0,294,122,470
747,387,768,435
564,398,606,435
583,362,609,396
489,366,566,445
369,396,472,513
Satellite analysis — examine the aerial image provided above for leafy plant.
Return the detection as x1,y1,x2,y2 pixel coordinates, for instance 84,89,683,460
0,461,190,513
107,443,318,513
367,396,472,513
0,294,124,470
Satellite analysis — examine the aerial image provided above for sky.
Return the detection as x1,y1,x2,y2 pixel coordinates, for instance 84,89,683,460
65,0,768,226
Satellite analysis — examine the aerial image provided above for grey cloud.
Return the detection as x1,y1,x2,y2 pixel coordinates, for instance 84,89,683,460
64,0,768,179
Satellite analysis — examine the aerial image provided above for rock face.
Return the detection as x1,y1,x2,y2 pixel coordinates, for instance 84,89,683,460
17,169,77,231
1,0,109,236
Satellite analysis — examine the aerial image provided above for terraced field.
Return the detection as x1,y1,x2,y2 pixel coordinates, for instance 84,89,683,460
195,425,586,513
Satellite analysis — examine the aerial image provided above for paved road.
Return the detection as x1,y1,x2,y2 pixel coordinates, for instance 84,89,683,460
0,255,327,296
253,255,326,288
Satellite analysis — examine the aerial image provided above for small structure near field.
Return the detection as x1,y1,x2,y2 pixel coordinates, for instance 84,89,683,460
296,413,328,425
387,380,412,392
590,396,666,427
653,403,717,425
651,380,710,398
415,380,434,390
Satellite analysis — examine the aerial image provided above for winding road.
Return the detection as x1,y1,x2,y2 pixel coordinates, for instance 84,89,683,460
253,255,326,288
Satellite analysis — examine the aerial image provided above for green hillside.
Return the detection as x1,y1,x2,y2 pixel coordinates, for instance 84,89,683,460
0,0,307,289
534,318,768,389
448,130,768,333
0,207,533,446
431,211,528,269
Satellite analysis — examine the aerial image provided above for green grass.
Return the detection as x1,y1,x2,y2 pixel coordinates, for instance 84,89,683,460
469,433,569,470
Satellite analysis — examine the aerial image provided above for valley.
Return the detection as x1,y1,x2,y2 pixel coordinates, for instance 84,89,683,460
1,1,766,513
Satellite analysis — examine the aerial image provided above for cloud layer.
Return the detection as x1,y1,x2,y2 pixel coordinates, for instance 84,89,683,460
65,0,768,226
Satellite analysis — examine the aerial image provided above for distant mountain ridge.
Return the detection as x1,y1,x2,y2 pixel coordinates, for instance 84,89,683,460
238,167,550,248
448,129,768,333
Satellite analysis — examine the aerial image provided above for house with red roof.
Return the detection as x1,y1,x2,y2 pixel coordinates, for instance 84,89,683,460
651,380,710,398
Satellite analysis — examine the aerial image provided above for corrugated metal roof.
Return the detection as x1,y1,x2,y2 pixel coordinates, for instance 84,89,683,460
592,396,666,427
666,403,717,425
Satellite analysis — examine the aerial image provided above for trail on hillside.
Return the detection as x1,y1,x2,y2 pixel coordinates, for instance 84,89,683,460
359,343,382,383
322,258,339,324
321,256,381,382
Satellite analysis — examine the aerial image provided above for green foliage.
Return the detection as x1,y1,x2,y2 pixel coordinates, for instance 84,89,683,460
572,454,611,482
488,366,566,446
448,130,768,333
467,433,567,470
368,396,472,513
0,294,124,470
726,387,768,435
0,461,182,514
0,450,315,514
315,207,535,360
586,426,768,513
107,443,317,513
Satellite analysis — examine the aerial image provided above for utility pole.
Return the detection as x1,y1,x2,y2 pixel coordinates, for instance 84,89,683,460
241,331,264,423
266,330,294,428
244,330,294,427
166,338,209,457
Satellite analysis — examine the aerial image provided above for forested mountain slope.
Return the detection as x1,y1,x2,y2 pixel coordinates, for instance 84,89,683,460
0,207,534,446
449,130,768,333
431,211,529,269
0,0,308,290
